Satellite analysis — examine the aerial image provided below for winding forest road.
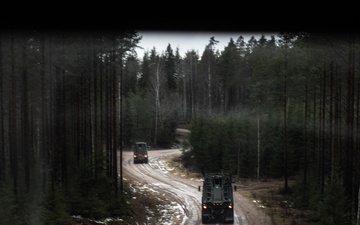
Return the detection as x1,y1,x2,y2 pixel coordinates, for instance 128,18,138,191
119,147,272,225
119,128,271,224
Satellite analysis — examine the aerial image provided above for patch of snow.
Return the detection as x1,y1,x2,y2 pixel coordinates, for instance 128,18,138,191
252,199,266,208
72,215,123,225
128,174,189,224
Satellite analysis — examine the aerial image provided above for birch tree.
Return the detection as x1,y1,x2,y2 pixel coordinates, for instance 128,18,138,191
148,51,165,146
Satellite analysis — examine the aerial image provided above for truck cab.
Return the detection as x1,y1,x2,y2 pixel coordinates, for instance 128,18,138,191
133,142,149,164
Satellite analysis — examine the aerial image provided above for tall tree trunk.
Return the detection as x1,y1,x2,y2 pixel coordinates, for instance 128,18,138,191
105,58,111,177
207,62,211,114
190,54,195,120
21,42,30,193
61,38,67,188
9,31,18,198
112,39,118,196
120,50,123,193
0,31,5,187
356,54,360,221
312,77,317,167
49,34,55,192
41,32,47,192
345,50,355,201
357,184,360,225
257,114,260,180
320,64,326,196
194,57,198,117
283,54,288,194
330,61,335,180
333,71,341,175
303,77,308,203
183,71,187,120
153,60,161,146
93,36,99,179
99,50,105,178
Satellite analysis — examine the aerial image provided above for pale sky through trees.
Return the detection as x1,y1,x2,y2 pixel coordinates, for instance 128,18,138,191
135,31,275,58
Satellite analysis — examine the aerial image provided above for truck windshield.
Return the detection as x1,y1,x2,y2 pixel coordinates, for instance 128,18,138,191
135,143,147,153
135,147,147,153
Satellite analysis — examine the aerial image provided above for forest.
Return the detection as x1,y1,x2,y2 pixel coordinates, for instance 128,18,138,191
0,30,359,224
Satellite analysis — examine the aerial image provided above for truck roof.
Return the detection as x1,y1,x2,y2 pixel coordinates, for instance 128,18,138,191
202,173,233,203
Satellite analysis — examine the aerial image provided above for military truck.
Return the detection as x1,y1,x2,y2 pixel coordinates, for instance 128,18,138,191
133,142,149,164
198,173,236,224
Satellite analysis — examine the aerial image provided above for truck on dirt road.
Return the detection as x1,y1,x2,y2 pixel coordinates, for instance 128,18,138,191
199,173,236,224
133,142,149,164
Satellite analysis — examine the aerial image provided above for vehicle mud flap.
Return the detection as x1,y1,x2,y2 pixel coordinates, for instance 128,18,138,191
225,217,234,224
224,209,234,224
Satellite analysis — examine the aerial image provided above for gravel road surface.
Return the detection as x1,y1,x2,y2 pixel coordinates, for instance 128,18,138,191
120,148,272,225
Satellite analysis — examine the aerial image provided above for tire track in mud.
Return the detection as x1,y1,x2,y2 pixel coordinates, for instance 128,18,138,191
122,150,201,225
127,161,193,223
121,149,271,225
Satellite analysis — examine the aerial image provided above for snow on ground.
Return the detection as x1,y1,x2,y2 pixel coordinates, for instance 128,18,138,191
134,184,186,224
72,215,124,224
127,159,189,225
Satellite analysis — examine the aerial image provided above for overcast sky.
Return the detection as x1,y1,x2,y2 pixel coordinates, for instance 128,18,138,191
135,31,277,59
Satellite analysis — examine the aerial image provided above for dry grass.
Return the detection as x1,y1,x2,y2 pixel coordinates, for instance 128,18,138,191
163,152,202,180
244,181,311,225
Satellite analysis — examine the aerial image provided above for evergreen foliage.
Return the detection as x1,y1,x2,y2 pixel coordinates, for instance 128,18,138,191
127,91,153,144
44,188,74,225
312,174,352,225
164,44,177,90
0,184,19,225
0,30,359,223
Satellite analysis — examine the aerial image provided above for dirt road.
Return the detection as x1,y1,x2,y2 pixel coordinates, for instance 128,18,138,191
121,148,272,225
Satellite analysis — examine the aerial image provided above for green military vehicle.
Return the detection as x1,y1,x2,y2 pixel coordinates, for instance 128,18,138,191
199,173,236,224
133,141,149,164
